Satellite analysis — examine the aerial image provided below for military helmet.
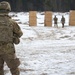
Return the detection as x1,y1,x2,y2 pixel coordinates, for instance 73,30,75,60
0,1,11,11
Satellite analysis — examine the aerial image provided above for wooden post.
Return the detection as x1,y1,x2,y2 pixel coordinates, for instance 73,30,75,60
69,10,75,26
44,11,52,27
29,11,37,26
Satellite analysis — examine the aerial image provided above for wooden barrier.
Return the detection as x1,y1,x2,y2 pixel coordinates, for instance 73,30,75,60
29,11,37,26
44,11,52,26
69,10,75,26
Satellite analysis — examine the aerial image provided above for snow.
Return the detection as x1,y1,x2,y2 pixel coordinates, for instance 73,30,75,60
5,12,75,75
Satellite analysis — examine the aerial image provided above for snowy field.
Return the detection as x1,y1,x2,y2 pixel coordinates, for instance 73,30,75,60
4,12,75,75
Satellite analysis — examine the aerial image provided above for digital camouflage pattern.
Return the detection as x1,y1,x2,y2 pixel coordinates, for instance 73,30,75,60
0,15,23,54
0,15,13,43
0,1,23,75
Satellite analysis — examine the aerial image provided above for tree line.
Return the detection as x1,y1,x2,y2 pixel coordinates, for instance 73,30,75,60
0,0,75,12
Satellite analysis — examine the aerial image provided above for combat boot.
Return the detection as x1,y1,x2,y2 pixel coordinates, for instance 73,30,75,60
10,68,20,75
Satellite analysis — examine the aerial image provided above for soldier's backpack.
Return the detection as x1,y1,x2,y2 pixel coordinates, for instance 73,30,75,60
0,15,13,43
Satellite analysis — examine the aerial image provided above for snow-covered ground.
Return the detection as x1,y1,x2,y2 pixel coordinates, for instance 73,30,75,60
5,12,75,75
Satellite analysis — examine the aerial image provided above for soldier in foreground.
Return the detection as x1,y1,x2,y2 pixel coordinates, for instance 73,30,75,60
0,1,23,75
61,15,65,28
53,15,58,27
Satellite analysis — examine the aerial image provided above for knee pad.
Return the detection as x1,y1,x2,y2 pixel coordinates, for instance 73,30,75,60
7,58,20,69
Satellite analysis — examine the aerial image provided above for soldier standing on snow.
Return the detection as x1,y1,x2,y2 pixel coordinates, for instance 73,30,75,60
0,1,23,75
61,15,65,28
53,15,58,28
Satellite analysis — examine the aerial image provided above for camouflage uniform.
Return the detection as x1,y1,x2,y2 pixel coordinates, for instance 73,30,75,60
0,1,23,75
61,16,65,28
53,15,58,27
